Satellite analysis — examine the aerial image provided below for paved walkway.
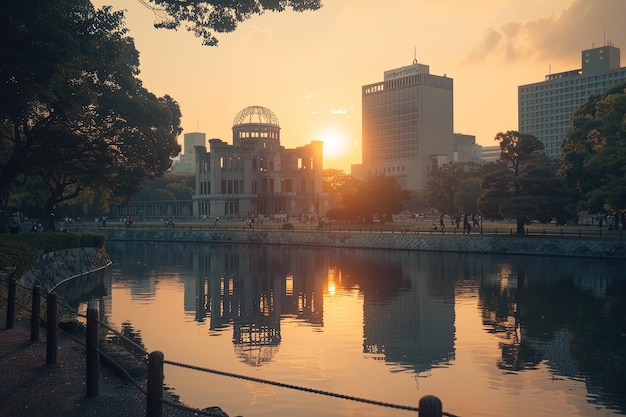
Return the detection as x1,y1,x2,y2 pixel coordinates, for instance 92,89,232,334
0,298,205,417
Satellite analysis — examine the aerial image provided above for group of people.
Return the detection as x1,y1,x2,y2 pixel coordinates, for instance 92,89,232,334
433,213,480,234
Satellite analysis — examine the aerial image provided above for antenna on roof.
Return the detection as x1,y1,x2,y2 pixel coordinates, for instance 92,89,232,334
413,46,417,65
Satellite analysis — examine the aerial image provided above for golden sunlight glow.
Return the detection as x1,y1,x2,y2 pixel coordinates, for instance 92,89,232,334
318,128,347,159
326,266,338,296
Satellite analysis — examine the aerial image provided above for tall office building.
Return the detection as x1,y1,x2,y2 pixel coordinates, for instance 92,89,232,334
352,59,454,192
172,132,206,174
518,44,626,160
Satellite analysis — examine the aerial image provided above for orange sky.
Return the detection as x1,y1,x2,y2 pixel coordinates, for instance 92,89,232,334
93,0,626,172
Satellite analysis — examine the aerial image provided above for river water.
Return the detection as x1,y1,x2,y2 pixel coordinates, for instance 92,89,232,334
76,241,626,417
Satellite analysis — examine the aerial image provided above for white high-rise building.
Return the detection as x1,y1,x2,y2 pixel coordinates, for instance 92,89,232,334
172,132,206,174
518,44,626,159
352,59,454,192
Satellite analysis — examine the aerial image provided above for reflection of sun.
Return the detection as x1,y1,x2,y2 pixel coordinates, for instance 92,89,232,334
318,128,347,158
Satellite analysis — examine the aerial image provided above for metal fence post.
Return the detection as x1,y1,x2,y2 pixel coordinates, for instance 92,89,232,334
31,284,41,341
6,278,16,329
147,351,164,417
86,300,99,397
46,292,58,365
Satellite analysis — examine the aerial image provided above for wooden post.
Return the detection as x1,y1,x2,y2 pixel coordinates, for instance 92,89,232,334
46,292,58,365
31,284,41,341
86,300,99,397
146,351,164,417
6,278,16,329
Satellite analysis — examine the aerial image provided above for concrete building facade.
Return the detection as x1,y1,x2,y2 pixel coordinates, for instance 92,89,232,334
172,132,206,174
480,145,501,164
518,44,626,160
193,106,328,220
352,59,454,192
453,133,482,164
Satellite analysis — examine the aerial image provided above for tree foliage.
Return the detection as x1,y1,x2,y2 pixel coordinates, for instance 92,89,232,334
560,81,626,214
0,0,182,230
341,174,411,224
425,162,484,214
134,173,195,201
141,0,323,46
478,131,574,234
454,177,482,214
322,169,354,197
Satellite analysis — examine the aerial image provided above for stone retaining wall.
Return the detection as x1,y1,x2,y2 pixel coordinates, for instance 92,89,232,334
101,229,626,260
19,247,112,292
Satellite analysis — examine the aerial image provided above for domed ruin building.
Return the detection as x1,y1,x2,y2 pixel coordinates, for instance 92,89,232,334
193,106,328,220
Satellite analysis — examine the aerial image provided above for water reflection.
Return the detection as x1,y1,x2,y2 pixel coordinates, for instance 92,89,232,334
95,241,626,416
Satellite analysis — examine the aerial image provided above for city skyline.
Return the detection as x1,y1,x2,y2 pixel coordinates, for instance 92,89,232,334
92,0,626,172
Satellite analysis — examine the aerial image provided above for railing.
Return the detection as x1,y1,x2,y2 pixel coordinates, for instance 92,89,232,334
1,275,459,417
55,219,625,240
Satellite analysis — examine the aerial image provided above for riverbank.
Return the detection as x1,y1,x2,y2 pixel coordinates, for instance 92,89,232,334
100,228,626,260
0,300,220,417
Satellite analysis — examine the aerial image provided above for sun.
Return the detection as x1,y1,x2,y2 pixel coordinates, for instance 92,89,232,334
318,128,347,158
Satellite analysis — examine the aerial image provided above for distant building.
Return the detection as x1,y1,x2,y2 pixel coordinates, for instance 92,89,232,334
454,133,482,164
172,132,206,174
352,59,454,192
518,44,626,159
481,146,501,164
193,106,328,219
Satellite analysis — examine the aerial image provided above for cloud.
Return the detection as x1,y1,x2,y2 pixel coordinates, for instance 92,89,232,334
464,0,626,64
330,106,347,115
304,94,313,100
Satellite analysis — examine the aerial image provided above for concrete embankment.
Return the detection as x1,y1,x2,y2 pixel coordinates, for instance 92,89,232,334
101,229,626,260
18,247,112,292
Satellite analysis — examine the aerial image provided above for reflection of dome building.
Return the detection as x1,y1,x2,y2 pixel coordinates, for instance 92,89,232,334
193,105,329,219
233,322,281,367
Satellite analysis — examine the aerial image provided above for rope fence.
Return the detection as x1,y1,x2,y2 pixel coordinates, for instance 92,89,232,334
2,272,459,417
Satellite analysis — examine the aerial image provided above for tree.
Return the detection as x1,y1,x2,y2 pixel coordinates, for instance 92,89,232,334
560,82,626,218
341,174,411,224
0,0,182,230
426,162,483,214
478,131,573,235
140,0,323,46
454,177,482,214
322,169,354,197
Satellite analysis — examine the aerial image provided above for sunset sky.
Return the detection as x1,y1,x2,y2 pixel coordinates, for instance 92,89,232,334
93,0,626,172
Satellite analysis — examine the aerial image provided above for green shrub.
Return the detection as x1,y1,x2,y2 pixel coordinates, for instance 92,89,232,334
0,232,105,279
282,223,294,231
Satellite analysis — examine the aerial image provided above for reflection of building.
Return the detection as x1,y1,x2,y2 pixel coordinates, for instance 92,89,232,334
193,106,329,219
352,59,454,192
518,44,626,159
185,244,327,366
361,253,456,372
172,132,206,174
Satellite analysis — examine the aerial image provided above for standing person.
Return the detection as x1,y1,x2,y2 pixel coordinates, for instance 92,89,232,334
215,216,220,226
439,214,445,230
418,395,443,417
